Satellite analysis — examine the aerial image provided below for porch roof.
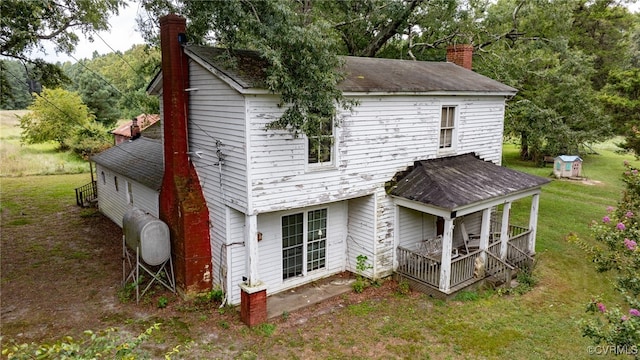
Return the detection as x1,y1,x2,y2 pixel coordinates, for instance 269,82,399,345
389,153,550,210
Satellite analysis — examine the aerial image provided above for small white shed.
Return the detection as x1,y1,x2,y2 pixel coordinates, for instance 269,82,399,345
554,155,583,178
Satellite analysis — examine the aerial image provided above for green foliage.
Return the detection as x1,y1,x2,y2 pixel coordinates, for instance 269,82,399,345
253,323,276,337
0,0,125,89
62,44,161,121
396,279,411,296
65,121,113,159
158,296,169,309
600,68,640,154
19,88,93,148
0,60,33,110
352,254,373,293
1,324,161,360
569,161,640,349
453,290,480,302
142,0,354,138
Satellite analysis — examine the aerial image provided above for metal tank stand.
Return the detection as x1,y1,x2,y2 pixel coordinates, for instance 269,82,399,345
122,236,176,303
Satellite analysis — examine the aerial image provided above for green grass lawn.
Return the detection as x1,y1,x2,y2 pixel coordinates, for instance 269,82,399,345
0,110,90,177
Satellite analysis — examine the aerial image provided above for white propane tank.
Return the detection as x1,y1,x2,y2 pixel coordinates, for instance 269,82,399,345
123,208,170,266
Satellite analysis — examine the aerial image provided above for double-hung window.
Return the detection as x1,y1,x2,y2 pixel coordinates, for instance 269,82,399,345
282,209,328,280
307,118,334,166
439,106,456,150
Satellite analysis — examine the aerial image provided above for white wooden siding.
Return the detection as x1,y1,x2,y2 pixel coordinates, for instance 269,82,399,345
183,61,249,305
375,188,396,277
95,164,159,227
227,208,246,305
187,61,248,212
346,195,376,278
237,202,349,298
398,207,437,249
246,95,505,214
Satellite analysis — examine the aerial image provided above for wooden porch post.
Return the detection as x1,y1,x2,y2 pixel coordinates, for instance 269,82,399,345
500,202,512,259
528,193,540,255
479,208,491,262
439,218,455,293
245,214,259,286
239,213,267,326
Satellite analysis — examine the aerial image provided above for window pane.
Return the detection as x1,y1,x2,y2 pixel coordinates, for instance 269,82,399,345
282,213,304,279
440,106,455,149
307,209,327,271
308,119,334,164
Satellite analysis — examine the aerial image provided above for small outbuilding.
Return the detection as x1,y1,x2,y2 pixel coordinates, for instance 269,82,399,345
553,155,583,178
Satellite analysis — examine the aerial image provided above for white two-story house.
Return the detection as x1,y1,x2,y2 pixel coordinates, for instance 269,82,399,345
142,15,550,324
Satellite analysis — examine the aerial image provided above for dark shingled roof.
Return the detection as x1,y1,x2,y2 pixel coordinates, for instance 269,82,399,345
390,153,550,210
185,45,517,94
91,137,163,191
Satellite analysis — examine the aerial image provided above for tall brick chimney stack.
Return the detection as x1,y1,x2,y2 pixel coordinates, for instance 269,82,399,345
130,117,141,140
158,14,212,296
446,44,474,70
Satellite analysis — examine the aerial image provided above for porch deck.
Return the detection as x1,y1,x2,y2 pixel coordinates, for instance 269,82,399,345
395,224,534,298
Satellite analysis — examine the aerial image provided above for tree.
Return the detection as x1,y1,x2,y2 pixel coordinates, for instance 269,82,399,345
600,68,640,155
0,0,126,98
140,0,356,136
569,0,637,90
19,87,93,149
471,0,617,161
0,60,33,109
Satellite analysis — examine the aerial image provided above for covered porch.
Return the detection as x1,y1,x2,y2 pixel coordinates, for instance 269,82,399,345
388,153,550,297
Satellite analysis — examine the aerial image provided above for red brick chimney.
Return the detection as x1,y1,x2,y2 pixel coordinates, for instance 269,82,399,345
446,44,474,70
159,14,212,296
130,117,141,140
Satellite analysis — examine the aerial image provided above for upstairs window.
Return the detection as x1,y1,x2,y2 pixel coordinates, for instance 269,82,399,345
439,106,456,150
307,118,334,166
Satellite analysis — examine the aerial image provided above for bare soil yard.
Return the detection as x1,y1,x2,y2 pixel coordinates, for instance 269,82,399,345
0,174,427,359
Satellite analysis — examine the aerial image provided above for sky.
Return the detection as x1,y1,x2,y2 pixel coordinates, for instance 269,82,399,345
33,1,145,63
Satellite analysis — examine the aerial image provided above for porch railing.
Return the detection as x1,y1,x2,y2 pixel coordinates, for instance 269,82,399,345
75,181,97,207
506,243,534,270
450,250,482,288
490,220,529,238
397,246,440,288
396,228,532,294
485,251,515,284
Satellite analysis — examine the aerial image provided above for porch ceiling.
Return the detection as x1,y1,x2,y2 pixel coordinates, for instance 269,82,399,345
388,153,550,211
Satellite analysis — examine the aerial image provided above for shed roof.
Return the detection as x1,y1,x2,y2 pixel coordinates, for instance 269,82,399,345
91,137,163,191
389,153,550,210
556,155,582,162
182,45,517,95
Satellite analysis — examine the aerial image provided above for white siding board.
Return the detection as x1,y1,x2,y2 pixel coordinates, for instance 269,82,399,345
95,164,159,228
346,195,376,277
187,61,249,213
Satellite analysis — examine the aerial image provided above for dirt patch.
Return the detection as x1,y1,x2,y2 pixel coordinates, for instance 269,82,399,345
0,184,413,358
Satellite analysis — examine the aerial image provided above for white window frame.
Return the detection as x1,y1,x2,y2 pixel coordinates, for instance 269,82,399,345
438,105,458,153
281,208,328,281
306,118,336,170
